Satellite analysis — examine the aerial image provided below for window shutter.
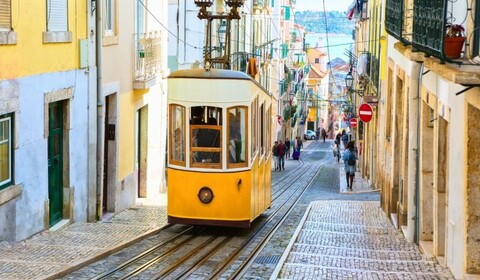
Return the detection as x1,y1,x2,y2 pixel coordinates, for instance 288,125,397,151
285,7,290,20
0,0,11,31
47,0,68,32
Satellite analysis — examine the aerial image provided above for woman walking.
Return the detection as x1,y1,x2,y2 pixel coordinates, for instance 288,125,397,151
342,141,357,191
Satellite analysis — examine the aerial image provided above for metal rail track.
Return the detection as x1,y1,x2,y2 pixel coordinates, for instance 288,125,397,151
90,147,319,280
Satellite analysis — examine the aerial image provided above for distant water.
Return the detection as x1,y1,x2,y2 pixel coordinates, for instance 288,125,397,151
306,33,353,63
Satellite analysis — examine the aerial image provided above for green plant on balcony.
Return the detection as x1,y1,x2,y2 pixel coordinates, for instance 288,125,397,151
444,23,465,59
283,104,297,122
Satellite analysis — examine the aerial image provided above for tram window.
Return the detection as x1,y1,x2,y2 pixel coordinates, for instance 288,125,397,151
260,103,265,155
169,104,185,165
266,106,271,153
251,98,258,158
190,106,222,125
227,107,247,167
190,106,222,168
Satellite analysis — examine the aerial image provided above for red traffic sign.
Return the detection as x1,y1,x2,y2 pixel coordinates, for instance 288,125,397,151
358,103,373,123
350,118,358,128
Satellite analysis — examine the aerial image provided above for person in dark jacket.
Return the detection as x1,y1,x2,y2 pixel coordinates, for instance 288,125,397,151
285,138,291,159
342,141,357,191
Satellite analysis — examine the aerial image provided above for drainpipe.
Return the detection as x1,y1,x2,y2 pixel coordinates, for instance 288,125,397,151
406,61,423,243
95,0,104,220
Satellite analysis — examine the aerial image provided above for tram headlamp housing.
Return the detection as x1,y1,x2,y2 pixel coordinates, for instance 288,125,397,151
198,187,214,204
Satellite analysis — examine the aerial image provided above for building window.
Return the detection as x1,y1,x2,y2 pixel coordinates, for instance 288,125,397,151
0,114,13,189
0,0,11,31
105,0,116,36
47,0,68,32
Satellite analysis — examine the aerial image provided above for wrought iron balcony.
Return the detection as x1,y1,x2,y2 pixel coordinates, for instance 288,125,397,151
385,0,408,43
133,31,162,90
386,0,480,63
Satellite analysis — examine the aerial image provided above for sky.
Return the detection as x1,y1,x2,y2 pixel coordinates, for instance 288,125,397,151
295,0,353,12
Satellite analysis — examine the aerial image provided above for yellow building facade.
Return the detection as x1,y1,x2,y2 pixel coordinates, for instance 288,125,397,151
0,0,96,241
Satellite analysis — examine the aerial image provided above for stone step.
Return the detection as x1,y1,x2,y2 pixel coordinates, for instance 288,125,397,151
278,265,455,280
292,244,424,261
285,253,451,274
297,230,418,251
304,221,401,236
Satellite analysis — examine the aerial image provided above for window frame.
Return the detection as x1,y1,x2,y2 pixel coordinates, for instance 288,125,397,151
251,97,258,159
104,0,116,36
169,104,186,167
227,106,248,169
0,0,11,32
189,106,223,169
190,125,222,169
0,113,13,190
46,0,68,32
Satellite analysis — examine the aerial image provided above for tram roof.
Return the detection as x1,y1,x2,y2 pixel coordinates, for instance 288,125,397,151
168,69,252,81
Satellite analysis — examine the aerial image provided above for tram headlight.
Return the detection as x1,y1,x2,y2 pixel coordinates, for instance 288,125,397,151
198,187,214,204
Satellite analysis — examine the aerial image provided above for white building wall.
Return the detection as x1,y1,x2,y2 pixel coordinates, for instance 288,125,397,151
387,33,468,278
3,70,90,241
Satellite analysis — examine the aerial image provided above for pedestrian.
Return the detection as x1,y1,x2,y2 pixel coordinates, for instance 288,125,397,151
285,138,291,160
341,130,349,148
316,128,320,140
272,141,279,170
342,141,357,191
335,132,342,146
278,140,286,170
296,136,303,153
321,128,327,142
332,142,340,162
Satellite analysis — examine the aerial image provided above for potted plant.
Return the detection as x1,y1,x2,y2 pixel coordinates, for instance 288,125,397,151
444,23,465,59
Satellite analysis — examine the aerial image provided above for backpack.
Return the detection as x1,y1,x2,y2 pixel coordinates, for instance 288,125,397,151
348,151,356,165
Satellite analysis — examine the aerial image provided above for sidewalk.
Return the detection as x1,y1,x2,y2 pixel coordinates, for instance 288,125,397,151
338,165,379,194
0,196,168,280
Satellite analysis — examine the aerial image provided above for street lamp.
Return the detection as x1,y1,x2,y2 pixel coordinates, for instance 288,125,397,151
345,72,354,90
217,20,227,56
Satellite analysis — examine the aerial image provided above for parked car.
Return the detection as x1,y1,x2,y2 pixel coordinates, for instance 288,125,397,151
304,130,316,140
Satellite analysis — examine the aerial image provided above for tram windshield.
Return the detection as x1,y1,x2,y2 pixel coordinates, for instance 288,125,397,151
190,106,222,168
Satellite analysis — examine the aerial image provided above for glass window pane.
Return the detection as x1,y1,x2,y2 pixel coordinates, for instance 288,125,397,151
192,128,220,148
0,116,11,187
170,105,185,164
228,107,247,166
190,106,222,168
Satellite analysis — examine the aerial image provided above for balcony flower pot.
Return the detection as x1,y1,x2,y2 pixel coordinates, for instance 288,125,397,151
444,37,465,59
444,23,465,59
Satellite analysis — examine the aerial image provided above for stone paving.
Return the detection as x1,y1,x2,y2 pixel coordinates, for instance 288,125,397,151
0,205,167,280
270,200,455,280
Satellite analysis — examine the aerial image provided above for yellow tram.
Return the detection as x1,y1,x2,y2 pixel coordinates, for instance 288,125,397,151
167,68,273,227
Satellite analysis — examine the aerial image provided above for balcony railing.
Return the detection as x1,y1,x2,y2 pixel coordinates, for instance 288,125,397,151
134,31,161,89
412,0,446,60
386,0,479,62
385,0,405,41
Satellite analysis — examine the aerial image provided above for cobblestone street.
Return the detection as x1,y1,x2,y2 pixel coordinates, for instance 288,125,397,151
271,200,454,279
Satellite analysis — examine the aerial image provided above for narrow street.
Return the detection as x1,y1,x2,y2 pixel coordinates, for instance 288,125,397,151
0,139,454,279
